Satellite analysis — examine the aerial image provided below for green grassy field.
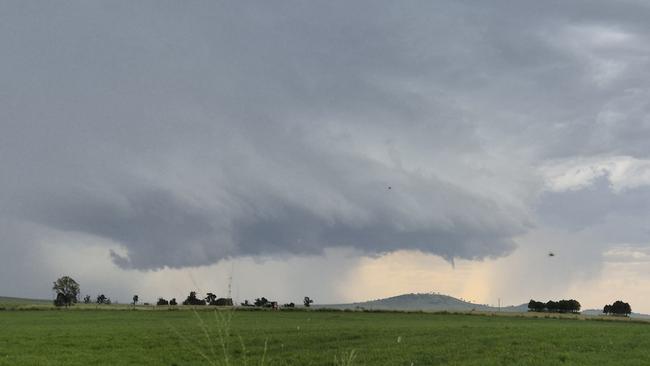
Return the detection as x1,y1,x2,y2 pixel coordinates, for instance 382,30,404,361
0,296,52,307
1,309,650,366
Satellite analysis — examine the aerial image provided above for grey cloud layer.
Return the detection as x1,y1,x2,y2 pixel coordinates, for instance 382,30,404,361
5,123,528,269
2,1,650,270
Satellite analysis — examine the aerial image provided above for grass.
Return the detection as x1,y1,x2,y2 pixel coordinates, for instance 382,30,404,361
2,308,650,365
0,297,52,309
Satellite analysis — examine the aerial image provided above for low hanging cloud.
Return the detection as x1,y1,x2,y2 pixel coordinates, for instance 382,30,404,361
7,131,530,269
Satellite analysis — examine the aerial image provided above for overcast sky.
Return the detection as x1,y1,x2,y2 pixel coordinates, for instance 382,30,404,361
2,0,650,311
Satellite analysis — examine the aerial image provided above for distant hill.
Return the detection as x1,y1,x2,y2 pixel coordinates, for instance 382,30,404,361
0,296,51,305
318,293,528,313
581,309,650,319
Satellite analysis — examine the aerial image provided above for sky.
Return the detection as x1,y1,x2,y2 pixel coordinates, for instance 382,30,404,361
2,1,650,311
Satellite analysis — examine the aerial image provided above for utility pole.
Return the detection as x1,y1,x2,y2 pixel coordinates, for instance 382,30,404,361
498,298,501,312
228,274,232,299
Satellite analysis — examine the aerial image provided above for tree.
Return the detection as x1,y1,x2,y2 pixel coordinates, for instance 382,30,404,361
254,297,269,307
303,296,314,307
241,300,253,307
54,293,67,307
619,301,632,316
605,300,632,316
83,295,91,304
624,302,632,315
527,299,536,312
557,300,569,313
52,276,80,307
546,300,558,312
205,293,217,305
96,294,107,304
157,298,169,306
183,291,206,306
169,298,178,306
603,304,612,315
132,295,139,307
568,299,581,313
527,300,545,312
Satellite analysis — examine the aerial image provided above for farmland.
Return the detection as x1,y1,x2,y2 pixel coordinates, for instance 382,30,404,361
1,308,650,365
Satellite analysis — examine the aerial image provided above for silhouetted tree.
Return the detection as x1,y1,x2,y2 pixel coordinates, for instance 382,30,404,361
54,293,67,307
157,298,169,306
241,300,253,307
283,303,295,308
603,304,612,315
183,291,206,306
205,293,218,305
132,295,139,307
96,294,107,304
169,298,177,306
568,299,581,313
546,300,558,312
620,301,632,316
527,299,535,312
528,300,545,312
303,296,314,307
83,295,91,304
605,301,632,316
254,297,269,307
52,276,80,307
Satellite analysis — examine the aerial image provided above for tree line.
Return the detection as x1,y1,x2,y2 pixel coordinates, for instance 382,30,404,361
178,291,234,306
239,296,313,309
527,299,581,313
55,276,635,317
52,276,314,309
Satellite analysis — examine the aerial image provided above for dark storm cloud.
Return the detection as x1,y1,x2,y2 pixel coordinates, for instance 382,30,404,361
538,177,650,230
7,142,527,269
2,1,650,270
536,176,650,249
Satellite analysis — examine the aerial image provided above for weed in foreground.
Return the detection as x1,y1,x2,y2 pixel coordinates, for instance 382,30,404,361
334,349,357,366
173,308,358,366
172,308,271,366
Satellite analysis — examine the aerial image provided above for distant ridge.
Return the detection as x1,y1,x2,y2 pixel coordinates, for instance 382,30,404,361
0,296,51,305
318,293,528,312
581,309,650,319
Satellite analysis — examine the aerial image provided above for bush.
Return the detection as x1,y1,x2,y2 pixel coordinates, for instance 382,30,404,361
215,298,233,306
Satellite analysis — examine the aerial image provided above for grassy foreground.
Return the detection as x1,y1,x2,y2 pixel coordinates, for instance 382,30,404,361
1,309,650,365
